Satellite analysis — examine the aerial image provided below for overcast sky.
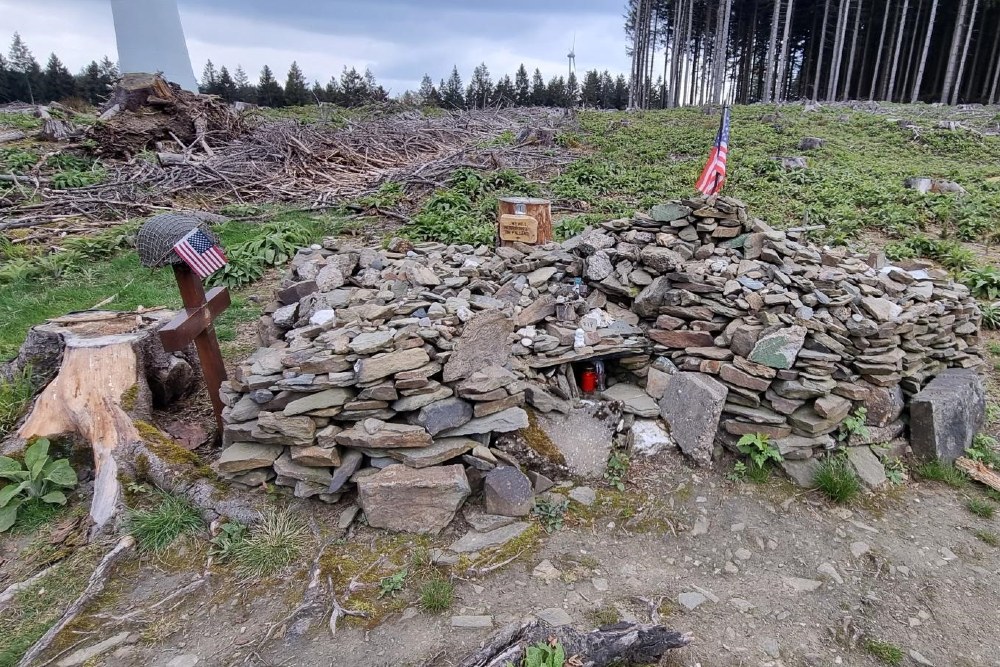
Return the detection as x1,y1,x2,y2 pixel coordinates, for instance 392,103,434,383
2,0,632,92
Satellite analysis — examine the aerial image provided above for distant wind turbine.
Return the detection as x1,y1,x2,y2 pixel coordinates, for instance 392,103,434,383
567,34,577,80
110,0,198,91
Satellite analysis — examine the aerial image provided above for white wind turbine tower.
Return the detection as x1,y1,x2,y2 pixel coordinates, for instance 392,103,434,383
110,0,198,91
567,34,577,80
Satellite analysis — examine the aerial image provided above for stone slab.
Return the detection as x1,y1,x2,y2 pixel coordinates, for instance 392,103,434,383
910,369,985,462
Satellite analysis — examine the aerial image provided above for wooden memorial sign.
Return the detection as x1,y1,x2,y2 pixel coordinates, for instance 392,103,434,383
498,197,552,247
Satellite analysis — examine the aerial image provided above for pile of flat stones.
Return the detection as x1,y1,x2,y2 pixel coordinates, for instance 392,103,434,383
214,195,983,531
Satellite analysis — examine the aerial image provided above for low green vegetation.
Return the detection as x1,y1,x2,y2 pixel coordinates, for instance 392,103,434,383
532,495,569,533
403,168,539,246
916,460,968,488
517,640,567,667
377,569,408,598
0,212,336,359
814,455,862,504
210,509,308,580
975,529,999,546
0,438,77,531
966,497,995,519
864,638,904,665
0,367,34,438
884,457,907,486
127,492,204,552
967,434,1000,469
418,576,454,613
736,433,783,483
838,407,869,443
603,452,629,491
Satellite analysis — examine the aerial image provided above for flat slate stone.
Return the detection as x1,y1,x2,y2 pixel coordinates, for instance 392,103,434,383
909,369,985,463
357,464,470,534
283,388,354,416
216,443,284,474
447,521,530,553
441,407,529,437
845,446,887,489
443,311,514,382
781,458,820,488
601,383,660,417
391,437,476,468
484,466,534,517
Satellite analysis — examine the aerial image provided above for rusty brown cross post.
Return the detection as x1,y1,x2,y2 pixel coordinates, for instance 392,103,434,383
158,263,231,431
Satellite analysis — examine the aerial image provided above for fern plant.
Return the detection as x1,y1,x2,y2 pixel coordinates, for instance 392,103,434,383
0,438,78,531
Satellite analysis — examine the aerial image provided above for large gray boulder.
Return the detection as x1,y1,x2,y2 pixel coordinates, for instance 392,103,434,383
357,464,470,534
659,372,728,467
443,311,514,383
484,466,534,517
909,369,985,462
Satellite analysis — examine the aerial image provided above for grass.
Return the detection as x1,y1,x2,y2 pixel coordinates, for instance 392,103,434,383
814,456,862,504
975,529,999,546
0,212,336,359
11,497,64,533
0,547,99,667
864,638,904,665
0,367,34,437
587,605,621,627
127,492,205,552
915,460,968,488
418,577,454,613
231,508,309,580
966,497,995,519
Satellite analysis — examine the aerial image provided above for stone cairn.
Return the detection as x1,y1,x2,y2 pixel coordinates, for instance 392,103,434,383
216,196,982,532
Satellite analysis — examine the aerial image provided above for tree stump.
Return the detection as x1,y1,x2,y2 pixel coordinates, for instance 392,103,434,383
498,197,553,247
7,310,259,533
453,620,692,667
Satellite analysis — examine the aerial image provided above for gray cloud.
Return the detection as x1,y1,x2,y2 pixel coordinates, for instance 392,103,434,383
3,0,631,92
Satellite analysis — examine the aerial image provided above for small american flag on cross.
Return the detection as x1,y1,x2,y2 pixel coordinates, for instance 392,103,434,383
172,228,228,279
695,106,731,197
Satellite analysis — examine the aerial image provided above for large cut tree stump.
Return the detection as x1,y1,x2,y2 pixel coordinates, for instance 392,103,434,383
7,311,259,533
454,620,692,667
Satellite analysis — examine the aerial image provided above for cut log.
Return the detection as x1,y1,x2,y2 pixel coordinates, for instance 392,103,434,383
157,151,192,167
454,620,692,667
6,310,259,533
955,456,1000,492
0,130,27,144
39,119,79,142
104,73,177,113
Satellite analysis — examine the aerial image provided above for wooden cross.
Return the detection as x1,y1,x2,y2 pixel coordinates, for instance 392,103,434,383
158,263,231,431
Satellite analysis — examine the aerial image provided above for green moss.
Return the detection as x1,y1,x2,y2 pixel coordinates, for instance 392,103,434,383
467,523,544,573
134,420,217,482
520,411,567,465
120,384,139,413
588,605,621,627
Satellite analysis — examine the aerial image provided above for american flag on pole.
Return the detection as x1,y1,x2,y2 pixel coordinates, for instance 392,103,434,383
695,106,731,197
172,228,227,279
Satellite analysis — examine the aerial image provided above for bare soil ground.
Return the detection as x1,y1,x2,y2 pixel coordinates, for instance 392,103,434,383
20,448,997,667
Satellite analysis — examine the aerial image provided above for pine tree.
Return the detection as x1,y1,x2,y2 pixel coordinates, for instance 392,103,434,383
200,59,218,94
441,66,465,108
98,56,119,81
0,54,10,103
530,68,546,105
418,74,436,104
42,53,75,102
325,76,342,104
466,62,493,109
8,33,41,103
340,67,365,106
284,61,309,106
599,70,616,108
566,71,580,106
492,74,516,106
76,61,104,105
257,65,284,107
612,74,629,109
514,64,530,105
233,65,254,102
217,66,236,102
363,68,389,102
310,80,325,102
546,76,567,107
581,69,602,106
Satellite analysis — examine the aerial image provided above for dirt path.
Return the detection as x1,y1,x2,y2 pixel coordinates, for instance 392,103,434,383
67,449,1000,667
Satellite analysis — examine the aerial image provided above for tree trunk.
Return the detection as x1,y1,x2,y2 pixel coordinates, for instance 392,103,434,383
900,0,926,100
682,0,695,106
869,0,894,100
886,0,911,102
9,311,258,534
814,0,833,100
843,0,865,99
910,0,938,104
763,0,782,102
962,0,984,101
454,621,692,667
718,0,734,103
951,0,981,105
979,17,999,103
628,0,643,110
827,0,849,100
989,19,1000,104
775,0,795,101
942,0,971,103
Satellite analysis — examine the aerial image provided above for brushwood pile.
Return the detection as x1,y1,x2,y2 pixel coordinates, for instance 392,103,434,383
216,195,983,532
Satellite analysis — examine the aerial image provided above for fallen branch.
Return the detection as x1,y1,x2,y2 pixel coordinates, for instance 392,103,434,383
955,456,1000,492
17,535,136,667
0,562,62,611
455,620,692,667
